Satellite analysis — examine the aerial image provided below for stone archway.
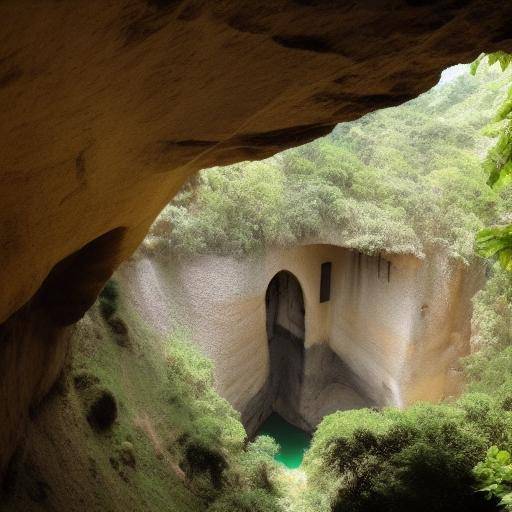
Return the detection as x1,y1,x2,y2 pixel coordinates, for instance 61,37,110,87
265,271,306,428
242,265,374,436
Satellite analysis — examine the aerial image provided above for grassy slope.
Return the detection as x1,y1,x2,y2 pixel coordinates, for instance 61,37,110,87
3,284,203,512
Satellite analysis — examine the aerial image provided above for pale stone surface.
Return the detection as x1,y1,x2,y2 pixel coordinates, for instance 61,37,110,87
122,243,484,432
1,0,511,326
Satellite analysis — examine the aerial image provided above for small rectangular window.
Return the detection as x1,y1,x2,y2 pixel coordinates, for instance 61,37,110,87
320,262,331,303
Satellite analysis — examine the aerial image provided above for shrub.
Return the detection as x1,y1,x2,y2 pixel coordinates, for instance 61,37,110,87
306,402,511,512
474,446,512,510
468,264,512,354
107,315,130,348
235,435,280,493
73,370,118,431
85,387,117,431
119,441,136,468
463,265,512,417
99,279,119,319
165,332,245,452
183,442,228,489
207,489,284,512
73,371,99,391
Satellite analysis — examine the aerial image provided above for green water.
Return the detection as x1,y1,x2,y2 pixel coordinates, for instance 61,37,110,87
257,413,311,469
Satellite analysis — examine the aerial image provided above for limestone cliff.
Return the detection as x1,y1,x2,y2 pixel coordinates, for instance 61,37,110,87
118,244,484,434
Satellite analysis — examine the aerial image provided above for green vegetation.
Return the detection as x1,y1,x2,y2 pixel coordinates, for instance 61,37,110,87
474,446,512,511
296,262,512,512
146,62,512,263
304,399,511,512
98,279,120,319
65,280,285,512
165,332,283,509
473,53,512,271
464,265,512,400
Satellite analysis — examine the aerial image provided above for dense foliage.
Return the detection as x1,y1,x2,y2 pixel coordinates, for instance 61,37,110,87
146,63,512,262
164,333,284,510
464,265,512,401
474,53,512,271
474,446,512,510
303,398,512,512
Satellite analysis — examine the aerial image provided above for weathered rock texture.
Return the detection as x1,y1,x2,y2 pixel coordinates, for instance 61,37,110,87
1,0,511,476
246,271,372,435
121,244,484,434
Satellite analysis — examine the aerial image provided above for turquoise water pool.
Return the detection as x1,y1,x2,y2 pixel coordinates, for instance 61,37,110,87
257,413,311,469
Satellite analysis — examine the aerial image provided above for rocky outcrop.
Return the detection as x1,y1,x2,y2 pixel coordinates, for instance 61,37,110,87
242,271,372,435
243,329,373,436
1,0,511,476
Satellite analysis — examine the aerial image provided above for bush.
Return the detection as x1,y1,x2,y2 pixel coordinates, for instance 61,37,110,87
165,332,245,452
118,441,136,468
468,264,512,354
183,442,228,489
464,266,512,410
72,370,118,431
474,446,512,510
85,387,117,431
207,489,284,512
305,401,512,512
235,435,280,493
99,279,119,319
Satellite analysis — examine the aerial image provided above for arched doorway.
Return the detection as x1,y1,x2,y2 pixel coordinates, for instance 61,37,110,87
266,271,305,341
265,271,306,428
243,267,373,436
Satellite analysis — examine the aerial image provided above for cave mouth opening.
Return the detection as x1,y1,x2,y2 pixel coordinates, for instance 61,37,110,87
265,270,306,423
260,270,309,466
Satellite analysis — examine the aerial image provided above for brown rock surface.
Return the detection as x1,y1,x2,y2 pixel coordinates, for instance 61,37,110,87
0,0,511,477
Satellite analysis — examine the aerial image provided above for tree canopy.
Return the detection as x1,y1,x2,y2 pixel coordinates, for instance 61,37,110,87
473,53,512,271
146,61,512,263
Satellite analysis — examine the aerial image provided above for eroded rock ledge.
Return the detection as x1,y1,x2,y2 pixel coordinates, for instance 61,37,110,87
1,0,511,477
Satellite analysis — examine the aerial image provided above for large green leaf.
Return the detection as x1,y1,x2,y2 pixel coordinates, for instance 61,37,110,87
476,225,512,271
474,51,512,272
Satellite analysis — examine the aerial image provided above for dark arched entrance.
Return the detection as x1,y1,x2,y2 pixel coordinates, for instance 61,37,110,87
265,271,306,429
242,269,374,436
266,271,305,341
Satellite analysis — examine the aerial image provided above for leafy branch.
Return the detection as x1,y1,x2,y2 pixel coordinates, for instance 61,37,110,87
474,446,512,510
474,52,512,271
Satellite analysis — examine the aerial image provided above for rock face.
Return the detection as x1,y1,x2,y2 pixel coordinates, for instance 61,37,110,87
244,271,372,435
1,0,511,476
119,244,484,435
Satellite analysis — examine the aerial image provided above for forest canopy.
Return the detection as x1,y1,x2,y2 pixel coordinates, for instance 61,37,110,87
147,62,512,262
